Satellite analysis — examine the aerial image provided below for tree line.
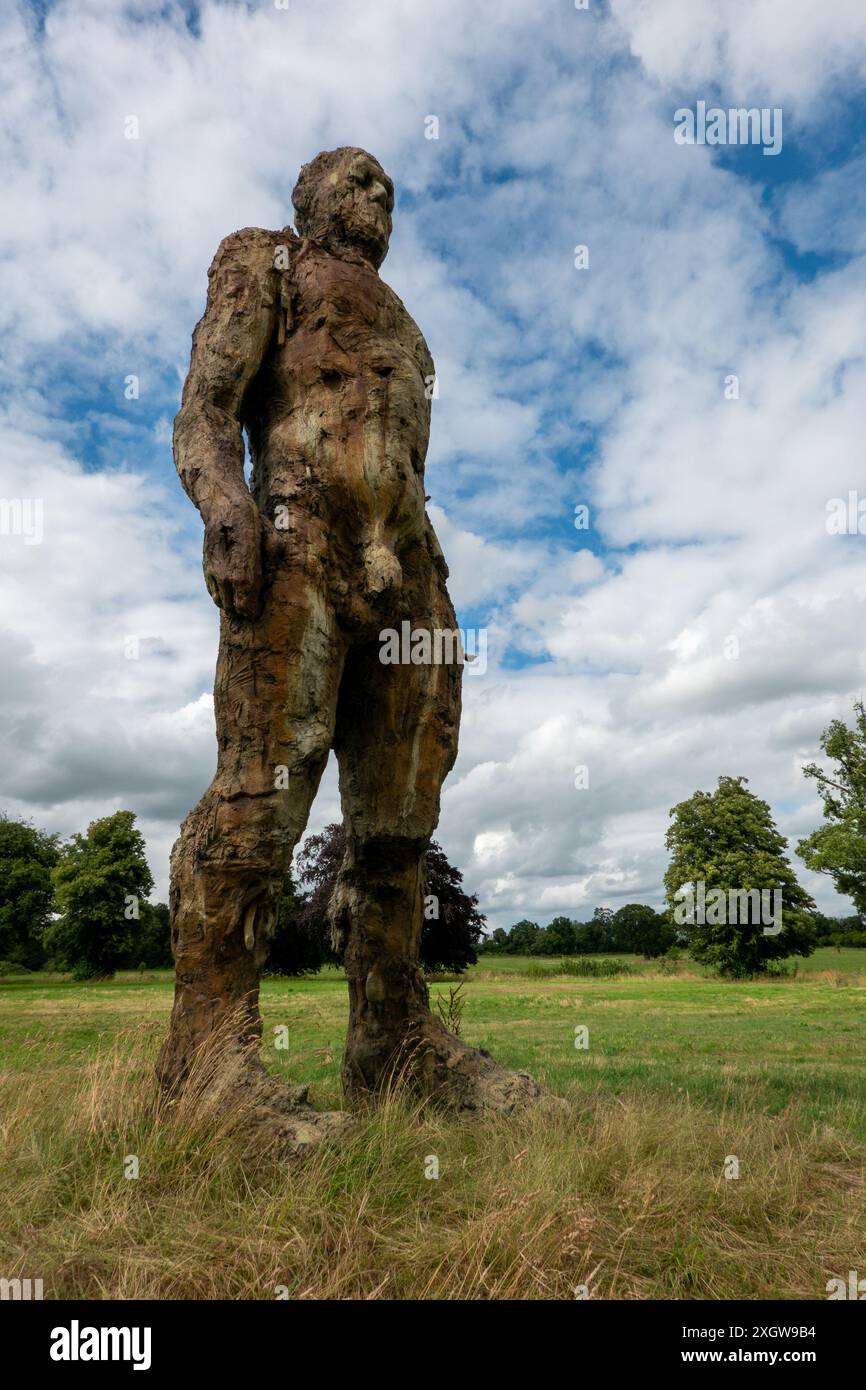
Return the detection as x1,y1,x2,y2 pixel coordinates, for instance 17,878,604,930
2,700,865,981
0,816,483,979
485,700,866,977
481,904,675,959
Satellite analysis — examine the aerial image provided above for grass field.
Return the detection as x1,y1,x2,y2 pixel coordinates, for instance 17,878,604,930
1,949,864,1299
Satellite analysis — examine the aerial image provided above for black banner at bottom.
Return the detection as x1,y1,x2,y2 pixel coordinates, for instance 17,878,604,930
3,1296,860,1375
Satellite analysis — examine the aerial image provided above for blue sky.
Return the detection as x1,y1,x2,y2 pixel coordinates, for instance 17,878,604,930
2,0,866,924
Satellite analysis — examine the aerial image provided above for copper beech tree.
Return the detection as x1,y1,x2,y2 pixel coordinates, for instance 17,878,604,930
156,148,540,1149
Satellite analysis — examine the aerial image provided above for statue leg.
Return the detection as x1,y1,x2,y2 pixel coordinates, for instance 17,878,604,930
331,566,543,1114
156,565,353,1149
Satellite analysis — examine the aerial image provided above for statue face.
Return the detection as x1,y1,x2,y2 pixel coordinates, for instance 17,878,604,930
301,150,394,267
292,147,395,268
331,151,394,264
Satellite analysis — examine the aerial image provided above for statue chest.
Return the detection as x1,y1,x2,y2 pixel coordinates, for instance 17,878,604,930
271,253,433,396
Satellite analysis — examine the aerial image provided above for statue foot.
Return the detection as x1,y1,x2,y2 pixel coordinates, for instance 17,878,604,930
246,1071,356,1157
413,1010,546,1114
160,1053,354,1159
345,1009,548,1116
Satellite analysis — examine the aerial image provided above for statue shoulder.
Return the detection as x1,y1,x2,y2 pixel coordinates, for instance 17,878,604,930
207,226,300,283
383,282,434,376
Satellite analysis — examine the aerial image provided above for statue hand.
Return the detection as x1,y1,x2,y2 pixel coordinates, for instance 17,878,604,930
202,491,265,621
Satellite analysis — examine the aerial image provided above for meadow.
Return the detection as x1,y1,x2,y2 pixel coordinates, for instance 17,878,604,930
1,949,864,1300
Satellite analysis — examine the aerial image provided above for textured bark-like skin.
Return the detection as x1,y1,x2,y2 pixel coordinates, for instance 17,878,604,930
155,149,541,1148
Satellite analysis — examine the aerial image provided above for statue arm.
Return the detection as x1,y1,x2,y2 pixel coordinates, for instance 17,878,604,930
174,228,279,620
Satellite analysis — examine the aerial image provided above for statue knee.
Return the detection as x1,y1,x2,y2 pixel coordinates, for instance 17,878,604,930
328,835,423,957
348,832,428,878
284,717,333,772
210,791,288,870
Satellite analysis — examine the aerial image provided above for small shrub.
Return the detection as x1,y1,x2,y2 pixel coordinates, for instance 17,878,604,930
71,960,112,982
557,957,632,979
523,962,551,979
435,981,466,1036
657,948,684,975
763,962,799,981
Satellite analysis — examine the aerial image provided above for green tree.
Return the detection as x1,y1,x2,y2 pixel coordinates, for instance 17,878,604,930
612,903,673,958
505,919,541,955
810,911,864,945
543,915,577,955
0,816,59,970
479,926,509,954
796,701,866,914
121,901,172,970
46,812,154,979
572,920,603,953
664,776,816,977
592,906,624,951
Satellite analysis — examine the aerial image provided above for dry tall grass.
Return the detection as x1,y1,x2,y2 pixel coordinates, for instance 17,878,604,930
1,1024,863,1300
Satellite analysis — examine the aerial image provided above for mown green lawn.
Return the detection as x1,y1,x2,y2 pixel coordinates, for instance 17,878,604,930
2,948,864,1140
1,949,864,1300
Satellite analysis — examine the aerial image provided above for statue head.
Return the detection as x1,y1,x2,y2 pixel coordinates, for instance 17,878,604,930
292,147,394,269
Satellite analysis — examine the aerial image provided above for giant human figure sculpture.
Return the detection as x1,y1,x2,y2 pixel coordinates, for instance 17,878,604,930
157,148,539,1148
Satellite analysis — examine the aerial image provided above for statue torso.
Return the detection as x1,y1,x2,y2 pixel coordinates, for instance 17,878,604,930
246,241,435,575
